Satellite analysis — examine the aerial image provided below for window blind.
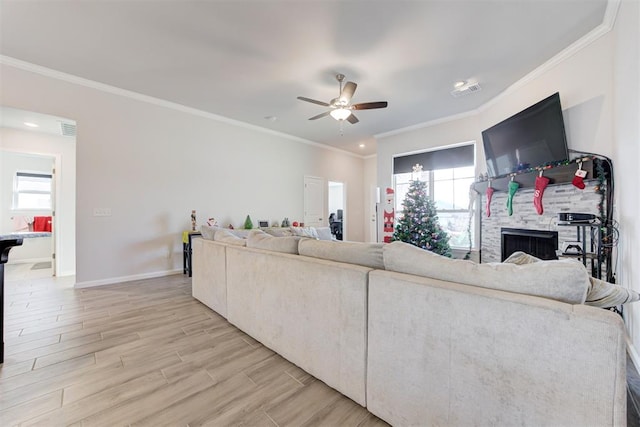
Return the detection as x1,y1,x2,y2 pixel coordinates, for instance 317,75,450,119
393,144,474,174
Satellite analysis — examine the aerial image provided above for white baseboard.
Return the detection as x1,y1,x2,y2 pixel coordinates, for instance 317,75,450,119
74,269,183,288
8,257,51,265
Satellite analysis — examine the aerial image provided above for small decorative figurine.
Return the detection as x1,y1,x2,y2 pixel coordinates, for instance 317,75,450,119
191,210,197,231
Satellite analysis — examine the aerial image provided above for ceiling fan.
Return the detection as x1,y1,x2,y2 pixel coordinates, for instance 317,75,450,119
297,74,388,124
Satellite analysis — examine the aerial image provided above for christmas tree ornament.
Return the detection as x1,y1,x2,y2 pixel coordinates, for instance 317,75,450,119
506,179,520,216
533,171,550,215
572,161,587,189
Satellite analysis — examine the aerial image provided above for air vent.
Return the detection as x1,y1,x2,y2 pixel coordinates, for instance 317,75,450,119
60,122,76,137
450,82,482,98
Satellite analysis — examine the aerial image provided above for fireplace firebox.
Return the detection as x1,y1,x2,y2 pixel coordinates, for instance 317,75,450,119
501,228,558,261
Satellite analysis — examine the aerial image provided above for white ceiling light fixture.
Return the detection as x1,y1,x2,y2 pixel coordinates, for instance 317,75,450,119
450,80,482,98
330,108,352,121
24,122,39,128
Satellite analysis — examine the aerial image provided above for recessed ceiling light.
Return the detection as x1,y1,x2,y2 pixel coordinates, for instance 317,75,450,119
454,81,466,89
359,143,366,148
24,122,39,128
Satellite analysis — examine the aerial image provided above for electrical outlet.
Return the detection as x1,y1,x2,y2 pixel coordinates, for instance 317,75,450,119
93,208,112,217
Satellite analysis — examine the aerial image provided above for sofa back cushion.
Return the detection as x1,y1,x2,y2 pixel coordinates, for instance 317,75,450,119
214,229,247,246
247,230,302,254
383,241,589,304
298,239,385,269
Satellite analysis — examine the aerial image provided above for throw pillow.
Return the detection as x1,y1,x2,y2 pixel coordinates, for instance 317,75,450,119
298,239,384,269
263,227,294,237
200,224,219,240
383,242,589,304
290,226,319,239
213,229,247,246
314,226,334,241
247,229,301,254
504,251,640,308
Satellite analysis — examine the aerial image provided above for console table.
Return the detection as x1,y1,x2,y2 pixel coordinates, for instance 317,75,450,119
182,231,201,277
1,237,23,363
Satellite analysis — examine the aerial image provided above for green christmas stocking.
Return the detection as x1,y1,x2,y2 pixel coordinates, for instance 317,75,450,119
506,180,520,216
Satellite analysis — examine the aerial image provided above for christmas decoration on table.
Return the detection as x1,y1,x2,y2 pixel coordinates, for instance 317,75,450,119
206,217,217,227
506,179,520,216
382,187,395,243
243,215,254,230
572,161,587,189
191,210,197,231
392,164,451,257
533,171,550,215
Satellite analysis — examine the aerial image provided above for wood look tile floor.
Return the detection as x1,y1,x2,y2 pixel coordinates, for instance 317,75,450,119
1,265,387,427
2,264,640,426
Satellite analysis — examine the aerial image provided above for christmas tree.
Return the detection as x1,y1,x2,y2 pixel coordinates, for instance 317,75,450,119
392,165,452,257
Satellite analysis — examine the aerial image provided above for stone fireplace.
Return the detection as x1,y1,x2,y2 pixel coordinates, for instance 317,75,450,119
480,180,602,263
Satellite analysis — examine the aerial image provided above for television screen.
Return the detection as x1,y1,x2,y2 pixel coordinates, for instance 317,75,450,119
481,92,569,178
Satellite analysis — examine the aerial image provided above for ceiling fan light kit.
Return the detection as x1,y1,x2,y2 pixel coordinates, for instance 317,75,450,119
297,73,388,124
330,108,352,121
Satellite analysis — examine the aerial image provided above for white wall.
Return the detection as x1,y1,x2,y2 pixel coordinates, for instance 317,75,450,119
377,5,640,361
0,129,76,275
363,155,377,242
0,62,366,285
612,0,640,366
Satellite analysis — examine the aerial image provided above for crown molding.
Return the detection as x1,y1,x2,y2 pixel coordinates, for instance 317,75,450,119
479,0,620,113
376,0,620,141
375,109,479,140
0,55,365,159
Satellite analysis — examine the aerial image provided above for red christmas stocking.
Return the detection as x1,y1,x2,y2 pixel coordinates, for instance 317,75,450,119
573,168,587,189
533,175,550,215
485,187,494,217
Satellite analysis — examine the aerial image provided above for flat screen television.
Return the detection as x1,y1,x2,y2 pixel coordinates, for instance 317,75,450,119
482,92,569,179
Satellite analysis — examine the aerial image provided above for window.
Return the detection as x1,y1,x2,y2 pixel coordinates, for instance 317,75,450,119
393,144,475,249
13,172,52,210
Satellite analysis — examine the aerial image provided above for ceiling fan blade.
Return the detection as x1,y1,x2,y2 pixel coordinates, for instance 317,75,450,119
297,96,331,107
308,111,331,120
352,101,388,110
340,81,357,103
347,113,359,124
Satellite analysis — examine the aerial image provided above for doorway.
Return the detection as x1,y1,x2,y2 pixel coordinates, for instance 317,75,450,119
328,181,345,240
0,106,77,277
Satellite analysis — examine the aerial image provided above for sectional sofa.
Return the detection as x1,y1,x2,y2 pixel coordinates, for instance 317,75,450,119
192,227,628,426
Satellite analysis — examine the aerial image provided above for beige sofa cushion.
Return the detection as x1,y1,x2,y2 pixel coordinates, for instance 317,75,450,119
505,251,640,307
214,229,246,246
247,230,302,254
383,241,589,304
299,239,385,269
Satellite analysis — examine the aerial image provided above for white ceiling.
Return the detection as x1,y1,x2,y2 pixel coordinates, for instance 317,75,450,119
0,0,609,155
